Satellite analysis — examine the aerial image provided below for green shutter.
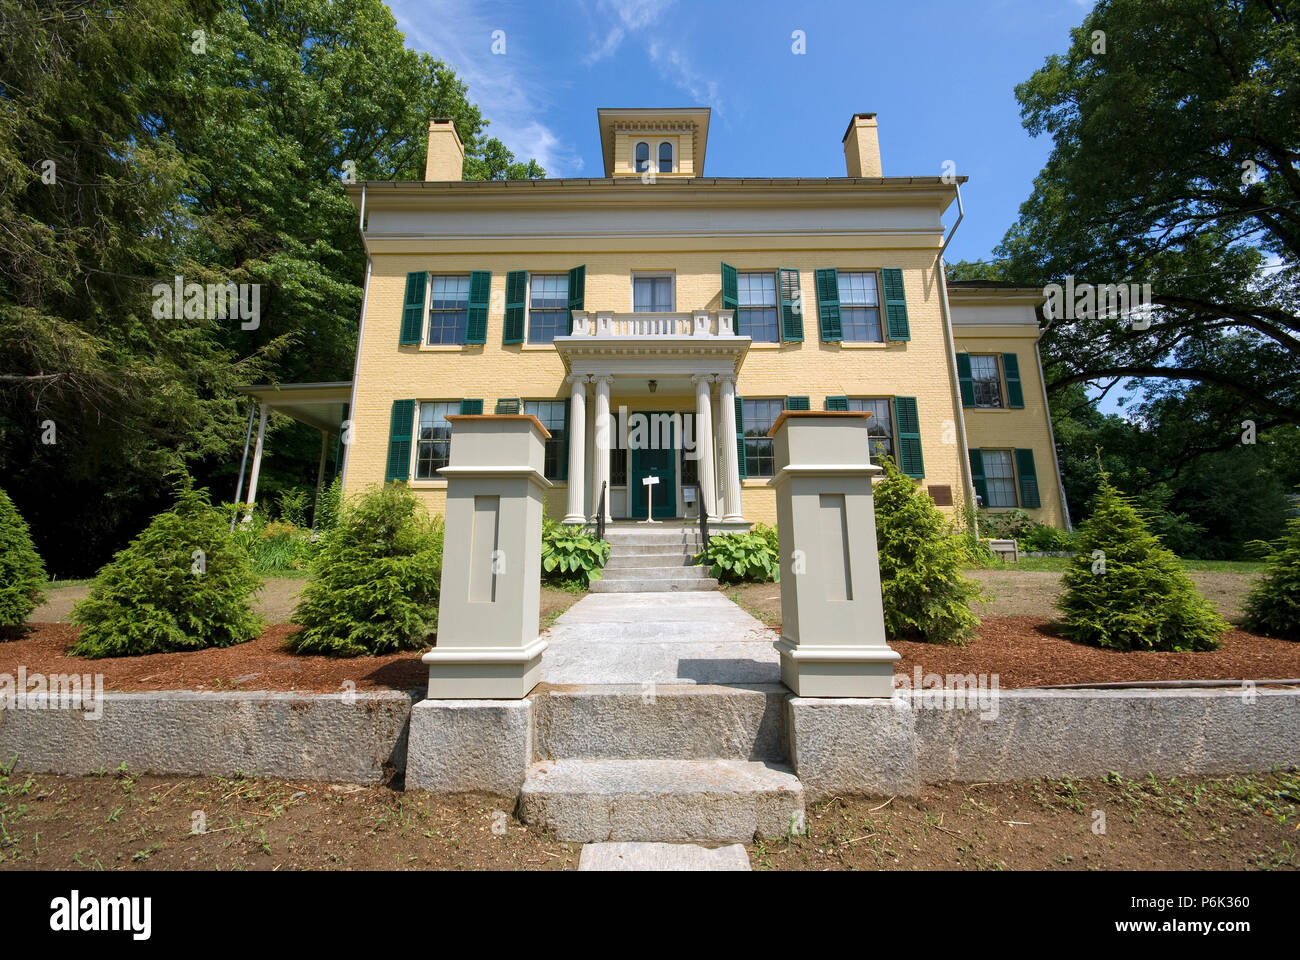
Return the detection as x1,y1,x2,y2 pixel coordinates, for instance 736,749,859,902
1003,353,1024,408
459,399,483,415
567,265,585,336
400,272,426,345
956,353,975,408
385,399,416,482
560,397,571,481
466,270,491,344
495,398,520,414
721,262,738,313
778,268,803,342
784,396,810,411
968,449,988,506
503,270,527,344
1015,448,1041,508
881,267,910,341
825,396,849,411
814,268,842,342
734,395,747,479
894,396,924,478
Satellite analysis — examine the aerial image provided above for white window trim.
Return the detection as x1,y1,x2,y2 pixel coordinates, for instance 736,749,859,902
525,273,569,347
631,270,676,312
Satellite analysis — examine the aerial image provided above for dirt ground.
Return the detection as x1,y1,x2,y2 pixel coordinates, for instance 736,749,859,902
1,766,1294,871
5,584,582,693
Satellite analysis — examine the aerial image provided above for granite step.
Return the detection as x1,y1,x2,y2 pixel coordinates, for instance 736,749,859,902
599,563,711,580
535,683,789,762
589,576,719,593
518,758,805,843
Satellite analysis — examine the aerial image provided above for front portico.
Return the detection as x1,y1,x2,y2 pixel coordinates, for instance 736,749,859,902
555,310,750,524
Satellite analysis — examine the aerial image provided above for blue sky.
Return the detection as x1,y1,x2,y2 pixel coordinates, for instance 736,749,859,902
388,0,1096,264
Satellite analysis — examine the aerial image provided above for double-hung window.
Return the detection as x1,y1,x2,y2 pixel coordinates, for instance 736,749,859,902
427,275,470,345
742,398,783,477
633,274,674,312
970,355,1004,408
838,271,883,342
414,401,457,479
845,398,894,462
524,399,567,480
527,274,569,344
982,449,1017,507
737,272,779,342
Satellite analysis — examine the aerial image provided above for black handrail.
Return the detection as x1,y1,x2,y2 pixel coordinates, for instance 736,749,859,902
697,482,710,556
596,481,607,541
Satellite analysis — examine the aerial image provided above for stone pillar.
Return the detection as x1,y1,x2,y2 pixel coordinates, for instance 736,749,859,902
563,375,587,523
717,374,744,522
768,411,898,697
592,375,613,522
692,374,718,520
423,414,552,699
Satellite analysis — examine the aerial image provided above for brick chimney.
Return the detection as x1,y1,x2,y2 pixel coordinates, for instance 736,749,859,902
424,118,465,181
842,113,882,178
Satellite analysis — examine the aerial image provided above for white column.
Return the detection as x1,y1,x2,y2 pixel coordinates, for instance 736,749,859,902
563,375,588,523
592,375,613,521
692,374,718,520
245,403,269,513
718,374,744,521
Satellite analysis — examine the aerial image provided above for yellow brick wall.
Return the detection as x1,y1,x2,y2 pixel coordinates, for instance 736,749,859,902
347,247,976,528
953,326,1066,528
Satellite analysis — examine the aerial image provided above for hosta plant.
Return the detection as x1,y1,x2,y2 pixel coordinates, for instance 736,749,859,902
542,518,610,588
696,531,779,583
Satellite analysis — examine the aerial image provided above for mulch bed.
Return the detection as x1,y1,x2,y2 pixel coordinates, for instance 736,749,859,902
1,616,1297,693
893,616,1300,688
0,624,427,694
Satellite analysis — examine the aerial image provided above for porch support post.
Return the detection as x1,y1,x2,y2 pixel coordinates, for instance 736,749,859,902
769,411,898,697
245,402,269,514
592,375,612,522
563,375,588,523
312,428,329,527
692,374,718,520
717,374,744,522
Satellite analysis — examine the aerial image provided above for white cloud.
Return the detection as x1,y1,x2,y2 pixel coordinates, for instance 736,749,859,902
584,0,673,64
647,40,723,113
388,0,584,176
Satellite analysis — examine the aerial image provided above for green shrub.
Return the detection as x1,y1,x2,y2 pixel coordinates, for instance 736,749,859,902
541,516,610,588
288,484,443,656
70,484,263,658
874,457,983,644
1057,472,1227,652
314,477,343,534
276,487,311,527
1243,516,1300,642
1020,524,1076,553
978,508,1074,553
0,487,46,629
696,531,779,583
231,509,316,574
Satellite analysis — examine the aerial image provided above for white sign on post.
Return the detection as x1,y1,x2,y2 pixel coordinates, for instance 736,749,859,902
641,474,659,524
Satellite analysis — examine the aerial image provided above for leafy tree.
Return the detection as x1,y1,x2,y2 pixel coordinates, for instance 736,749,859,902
0,0,544,576
1058,470,1228,651
289,484,442,656
874,457,983,644
994,0,1300,440
1243,516,1300,641
0,486,46,629
70,483,263,657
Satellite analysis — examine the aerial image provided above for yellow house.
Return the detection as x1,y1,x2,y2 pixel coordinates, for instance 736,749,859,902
320,107,1067,530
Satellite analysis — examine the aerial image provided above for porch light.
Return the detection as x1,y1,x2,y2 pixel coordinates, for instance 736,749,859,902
648,379,658,393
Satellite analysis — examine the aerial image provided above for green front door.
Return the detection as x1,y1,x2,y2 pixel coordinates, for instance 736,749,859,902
631,415,677,519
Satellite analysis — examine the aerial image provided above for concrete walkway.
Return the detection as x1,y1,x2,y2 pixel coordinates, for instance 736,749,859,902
540,591,780,686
